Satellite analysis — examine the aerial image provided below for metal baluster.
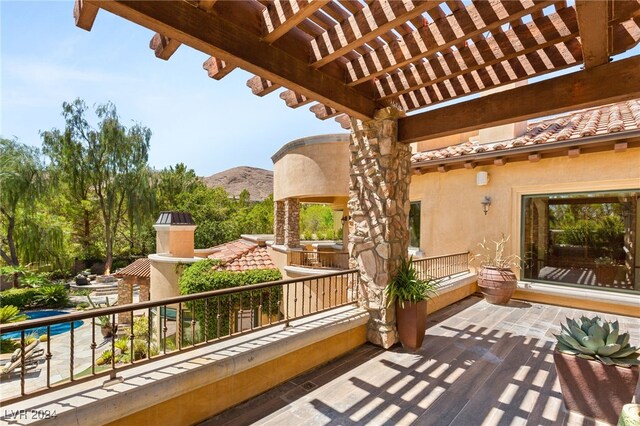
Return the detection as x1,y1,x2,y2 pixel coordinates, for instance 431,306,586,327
268,288,273,325
205,299,209,343
20,331,25,397
328,276,332,308
163,305,168,354
250,291,254,331
238,292,243,334
301,279,305,316
178,302,183,350
285,283,290,327
259,290,264,328
191,301,196,346
322,277,326,310
315,278,319,312
308,279,313,314
228,295,233,336
217,297,221,339
111,313,116,377
47,325,52,388
129,311,135,364
147,308,152,359
334,276,338,306
293,281,297,319
70,321,75,381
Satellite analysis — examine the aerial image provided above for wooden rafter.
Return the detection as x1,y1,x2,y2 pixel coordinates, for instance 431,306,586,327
309,0,442,68
262,0,330,43
345,0,556,86
280,90,312,108
576,0,610,68
376,7,579,101
74,0,99,31
395,16,640,112
310,103,339,120
397,54,640,143
88,0,376,120
148,0,218,61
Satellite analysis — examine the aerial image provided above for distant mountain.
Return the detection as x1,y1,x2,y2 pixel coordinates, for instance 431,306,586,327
202,166,273,201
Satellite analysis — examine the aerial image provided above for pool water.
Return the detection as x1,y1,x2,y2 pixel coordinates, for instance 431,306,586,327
2,310,84,340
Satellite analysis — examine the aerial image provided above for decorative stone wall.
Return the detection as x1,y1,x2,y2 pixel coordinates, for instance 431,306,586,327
274,200,285,245
284,198,300,248
139,278,150,302
348,107,411,348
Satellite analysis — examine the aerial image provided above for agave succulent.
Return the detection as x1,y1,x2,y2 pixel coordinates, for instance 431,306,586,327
555,316,640,368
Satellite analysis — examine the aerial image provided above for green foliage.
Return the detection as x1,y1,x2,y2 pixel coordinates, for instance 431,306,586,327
0,338,19,354
300,204,338,240
96,349,113,366
556,316,640,368
34,284,70,308
385,257,438,308
179,260,282,342
0,288,39,310
0,305,28,324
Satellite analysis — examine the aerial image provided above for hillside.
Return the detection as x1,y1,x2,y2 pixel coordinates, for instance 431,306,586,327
202,166,273,201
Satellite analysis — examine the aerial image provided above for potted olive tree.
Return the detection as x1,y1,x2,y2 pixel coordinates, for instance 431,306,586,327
474,235,521,304
385,257,438,351
554,316,640,424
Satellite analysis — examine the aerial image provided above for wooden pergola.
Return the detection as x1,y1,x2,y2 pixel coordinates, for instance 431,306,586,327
75,0,640,143
74,0,640,348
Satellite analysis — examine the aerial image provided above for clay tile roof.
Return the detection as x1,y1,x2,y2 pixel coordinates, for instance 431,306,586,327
115,258,150,278
411,99,640,165
207,239,276,272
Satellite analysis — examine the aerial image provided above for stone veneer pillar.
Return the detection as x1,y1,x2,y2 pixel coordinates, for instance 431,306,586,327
274,200,285,245
117,277,134,325
348,107,411,349
284,198,300,248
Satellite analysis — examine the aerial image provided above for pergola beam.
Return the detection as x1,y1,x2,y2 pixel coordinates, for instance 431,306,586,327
310,0,441,68
203,56,236,80
74,0,99,31
89,0,376,120
576,0,610,68
398,54,640,143
262,0,330,43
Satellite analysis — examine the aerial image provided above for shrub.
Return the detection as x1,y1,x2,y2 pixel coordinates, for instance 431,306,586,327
0,288,39,310
0,338,19,354
0,305,28,324
178,260,282,342
34,284,70,308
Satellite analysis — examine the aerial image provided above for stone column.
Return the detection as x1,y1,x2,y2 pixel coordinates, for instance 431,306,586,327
117,277,134,325
284,198,300,248
274,200,285,245
139,277,150,302
348,107,411,349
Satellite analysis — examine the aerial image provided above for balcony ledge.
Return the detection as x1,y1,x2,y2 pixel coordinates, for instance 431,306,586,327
2,306,368,425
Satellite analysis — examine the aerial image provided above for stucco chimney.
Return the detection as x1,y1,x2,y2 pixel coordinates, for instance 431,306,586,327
478,80,528,144
153,211,197,258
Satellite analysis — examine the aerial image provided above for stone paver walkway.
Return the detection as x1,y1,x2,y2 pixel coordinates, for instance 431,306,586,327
203,296,640,426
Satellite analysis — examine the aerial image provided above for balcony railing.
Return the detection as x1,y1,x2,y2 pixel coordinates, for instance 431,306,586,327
413,252,470,280
0,269,359,404
288,250,350,270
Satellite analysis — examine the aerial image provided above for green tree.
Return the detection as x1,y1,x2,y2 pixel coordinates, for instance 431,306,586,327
42,99,152,273
156,163,200,211
0,138,45,266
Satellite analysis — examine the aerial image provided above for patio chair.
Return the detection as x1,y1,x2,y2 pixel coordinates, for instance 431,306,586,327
1,340,44,377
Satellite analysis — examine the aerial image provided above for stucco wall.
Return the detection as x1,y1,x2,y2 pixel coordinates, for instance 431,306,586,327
409,148,640,261
273,135,350,202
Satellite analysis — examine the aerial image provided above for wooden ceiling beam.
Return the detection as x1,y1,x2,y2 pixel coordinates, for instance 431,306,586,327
346,0,556,86
377,8,579,100
310,0,441,68
576,0,610,68
202,57,236,80
147,1,218,61
397,54,640,143
88,0,375,120
335,114,351,129
74,0,99,31
262,0,330,43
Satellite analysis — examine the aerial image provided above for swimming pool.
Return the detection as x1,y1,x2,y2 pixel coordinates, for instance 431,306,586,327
1,310,84,340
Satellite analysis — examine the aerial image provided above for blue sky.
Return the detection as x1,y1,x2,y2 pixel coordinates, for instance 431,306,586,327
2,2,638,176
0,1,343,176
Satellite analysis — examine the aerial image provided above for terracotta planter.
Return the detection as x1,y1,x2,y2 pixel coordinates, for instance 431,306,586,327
395,300,427,351
553,351,640,424
595,264,618,285
477,266,517,304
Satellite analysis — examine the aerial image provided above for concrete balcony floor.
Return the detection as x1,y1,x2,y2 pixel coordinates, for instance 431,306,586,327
203,296,640,426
